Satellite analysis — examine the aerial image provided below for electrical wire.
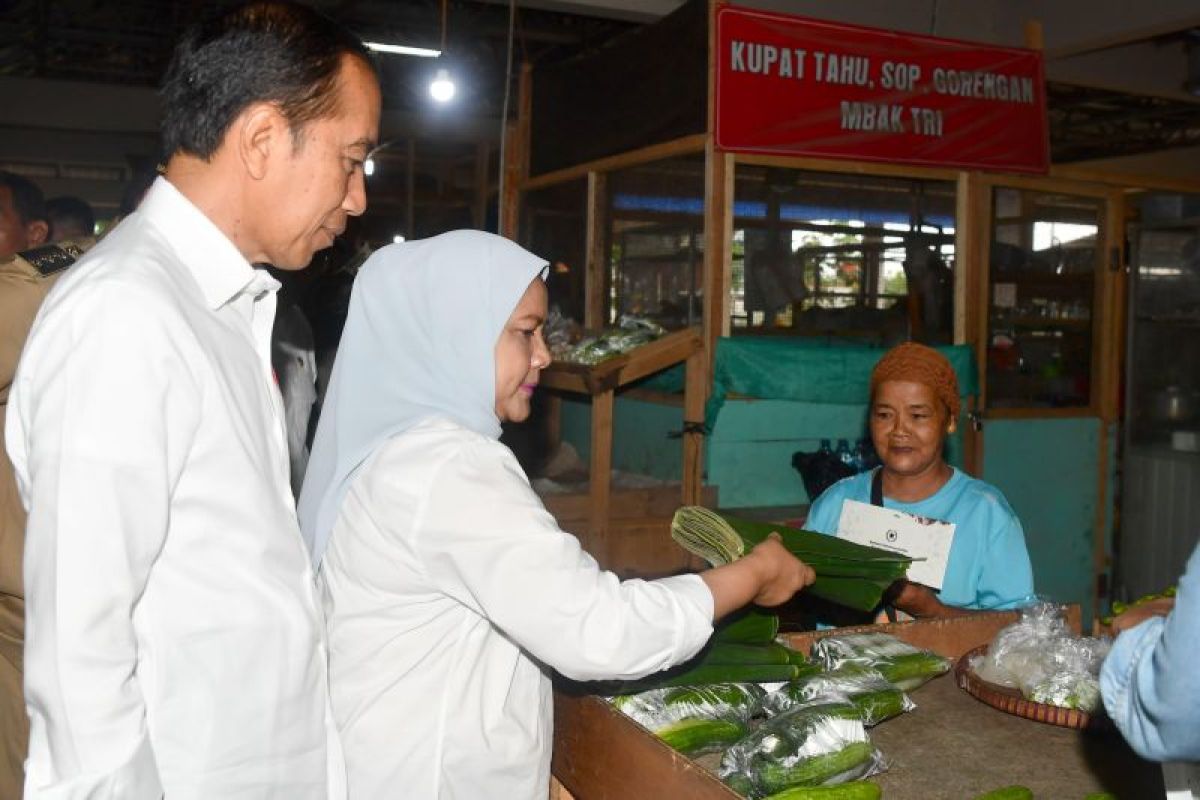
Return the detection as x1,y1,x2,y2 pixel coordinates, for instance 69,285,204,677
497,0,517,234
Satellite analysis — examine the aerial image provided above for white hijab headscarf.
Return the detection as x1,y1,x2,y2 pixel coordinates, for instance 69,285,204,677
297,230,549,567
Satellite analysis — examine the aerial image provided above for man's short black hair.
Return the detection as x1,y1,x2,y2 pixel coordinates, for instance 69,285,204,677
0,170,47,225
46,195,96,238
160,1,376,162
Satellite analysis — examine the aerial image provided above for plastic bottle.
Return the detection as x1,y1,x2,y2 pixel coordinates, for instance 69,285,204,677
835,439,853,466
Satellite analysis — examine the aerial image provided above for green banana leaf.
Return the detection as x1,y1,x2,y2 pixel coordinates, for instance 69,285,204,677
671,506,912,612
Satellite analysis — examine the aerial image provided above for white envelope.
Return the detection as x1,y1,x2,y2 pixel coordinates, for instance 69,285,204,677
835,499,955,591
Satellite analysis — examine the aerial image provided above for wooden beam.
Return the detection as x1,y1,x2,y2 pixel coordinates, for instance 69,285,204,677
732,152,960,183
588,389,614,566
519,134,707,192
584,171,607,329
683,348,706,507
1049,165,1200,194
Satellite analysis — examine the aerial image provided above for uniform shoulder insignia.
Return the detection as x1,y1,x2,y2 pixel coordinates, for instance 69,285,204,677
19,240,90,277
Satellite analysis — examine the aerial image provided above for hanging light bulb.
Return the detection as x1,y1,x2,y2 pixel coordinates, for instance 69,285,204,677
429,67,455,103
364,157,376,176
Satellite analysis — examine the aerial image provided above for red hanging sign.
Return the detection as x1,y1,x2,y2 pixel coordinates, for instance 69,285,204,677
715,5,1049,174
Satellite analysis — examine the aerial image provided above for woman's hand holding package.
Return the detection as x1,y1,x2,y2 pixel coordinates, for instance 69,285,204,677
702,532,816,620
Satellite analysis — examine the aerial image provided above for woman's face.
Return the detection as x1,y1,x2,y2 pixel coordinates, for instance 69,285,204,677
869,379,954,479
494,278,551,424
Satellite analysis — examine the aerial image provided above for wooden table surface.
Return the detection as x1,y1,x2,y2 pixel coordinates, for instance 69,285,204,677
688,674,1162,799
863,673,1161,799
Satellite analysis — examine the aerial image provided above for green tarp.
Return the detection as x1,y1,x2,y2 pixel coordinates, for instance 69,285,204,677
638,337,979,429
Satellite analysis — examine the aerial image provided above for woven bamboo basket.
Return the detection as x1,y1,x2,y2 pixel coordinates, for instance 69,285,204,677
954,644,1111,730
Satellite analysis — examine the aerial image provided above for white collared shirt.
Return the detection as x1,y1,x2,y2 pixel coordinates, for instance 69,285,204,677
322,417,713,799
7,178,343,799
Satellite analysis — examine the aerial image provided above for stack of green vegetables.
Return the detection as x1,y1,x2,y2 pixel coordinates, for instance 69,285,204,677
608,609,818,693
605,620,956,799
670,506,913,612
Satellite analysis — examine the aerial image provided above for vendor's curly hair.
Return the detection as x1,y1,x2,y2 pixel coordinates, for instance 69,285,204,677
870,342,960,420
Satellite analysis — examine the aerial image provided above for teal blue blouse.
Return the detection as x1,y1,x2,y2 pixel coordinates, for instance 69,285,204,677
805,468,1035,610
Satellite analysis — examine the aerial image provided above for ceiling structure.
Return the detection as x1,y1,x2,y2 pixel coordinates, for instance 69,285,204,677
3,0,1200,234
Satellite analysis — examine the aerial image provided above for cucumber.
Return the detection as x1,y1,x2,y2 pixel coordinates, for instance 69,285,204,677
707,642,795,665
972,787,1033,800
758,741,875,793
876,652,951,690
663,683,765,715
848,687,909,726
763,781,882,800
656,717,746,755
714,608,781,645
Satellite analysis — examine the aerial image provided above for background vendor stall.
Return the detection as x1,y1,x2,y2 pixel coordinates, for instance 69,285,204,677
503,0,1200,631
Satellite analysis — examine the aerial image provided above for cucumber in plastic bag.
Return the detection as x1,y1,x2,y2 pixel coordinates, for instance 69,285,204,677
611,683,765,755
763,665,915,726
811,632,950,691
719,699,885,797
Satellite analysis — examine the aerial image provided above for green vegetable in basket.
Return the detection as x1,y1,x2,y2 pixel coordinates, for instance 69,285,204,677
670,506,913,613
763,781,882,800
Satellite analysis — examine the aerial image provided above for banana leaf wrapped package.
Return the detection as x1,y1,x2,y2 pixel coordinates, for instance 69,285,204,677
671,506,913,613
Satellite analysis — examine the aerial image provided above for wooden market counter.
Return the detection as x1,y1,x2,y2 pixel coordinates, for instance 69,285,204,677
551,610,1164,799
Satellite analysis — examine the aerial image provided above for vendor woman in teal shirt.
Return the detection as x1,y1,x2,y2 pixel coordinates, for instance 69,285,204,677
805,342,1035,619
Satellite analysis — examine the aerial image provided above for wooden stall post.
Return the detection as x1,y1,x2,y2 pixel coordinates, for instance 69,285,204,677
584,171,608,330
957,172,992,478
587,388,614,563
500,63,532,239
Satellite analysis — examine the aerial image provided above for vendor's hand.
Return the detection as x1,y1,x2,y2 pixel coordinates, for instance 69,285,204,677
745,533,816,607
1110,597,1174,633
887,579,961,619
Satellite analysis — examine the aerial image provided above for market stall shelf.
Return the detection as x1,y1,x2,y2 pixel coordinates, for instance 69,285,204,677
551,608,1162,800
954,644,1110,731
538,326,707,575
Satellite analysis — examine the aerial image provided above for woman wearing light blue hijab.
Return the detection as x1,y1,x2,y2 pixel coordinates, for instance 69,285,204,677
299,230,813,799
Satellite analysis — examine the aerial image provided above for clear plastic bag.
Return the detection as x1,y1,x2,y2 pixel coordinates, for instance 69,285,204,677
718,698,885,799
810,632,951,692
763,665,915,726
969,601,1111,713
610,683,764,756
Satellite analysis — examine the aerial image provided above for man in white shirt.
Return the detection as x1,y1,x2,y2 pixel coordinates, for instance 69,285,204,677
6,3,380,797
